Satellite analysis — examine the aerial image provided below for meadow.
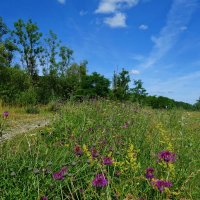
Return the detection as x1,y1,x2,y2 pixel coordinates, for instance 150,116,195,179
0,100,200,200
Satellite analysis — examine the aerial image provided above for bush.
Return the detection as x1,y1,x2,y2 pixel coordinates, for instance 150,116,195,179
17,87,37,106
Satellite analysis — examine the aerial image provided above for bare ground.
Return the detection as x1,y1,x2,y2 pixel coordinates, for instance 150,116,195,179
0,118,50,143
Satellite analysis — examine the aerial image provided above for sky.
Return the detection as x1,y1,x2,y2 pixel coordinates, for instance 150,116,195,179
0,0,200,104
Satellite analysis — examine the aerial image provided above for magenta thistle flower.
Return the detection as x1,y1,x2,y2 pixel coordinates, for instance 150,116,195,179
145,167,154,179
152,179,172,192
53,166,67,180
92,173,108,187
3,111,9,118
102,157,113,165
158,150,176,163
74,145,83,156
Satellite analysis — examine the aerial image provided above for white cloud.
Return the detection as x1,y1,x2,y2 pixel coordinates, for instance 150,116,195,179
104,12,127,28
140,0,198,68
139,24,148,30
95,0,140,28
130,69,140,75
95,0,139,14
57,0,66,4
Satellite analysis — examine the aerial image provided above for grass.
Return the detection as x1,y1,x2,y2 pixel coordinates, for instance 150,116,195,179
0,100,200,199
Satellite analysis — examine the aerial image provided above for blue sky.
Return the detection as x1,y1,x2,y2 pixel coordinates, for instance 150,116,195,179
1,0,200,103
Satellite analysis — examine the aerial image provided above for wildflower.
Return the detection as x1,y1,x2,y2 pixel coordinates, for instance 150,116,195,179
53,166,67,180
41,196,48,200
126,144,140,171
151,179,172,192
91,147,99,158
3,111,9,118
158,150,176,164
92,173,108,187
74,145,83,156
83,144,93,164
145,168,154,179
103,157,113,165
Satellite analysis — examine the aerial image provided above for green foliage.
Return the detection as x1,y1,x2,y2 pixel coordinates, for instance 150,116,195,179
17,87,37,106
1,101,200,199
112,69,130,100
58,45,73,76
0,66,31,104
78,72,110,97
0,17,18,67
0,16,195,110
130,79,148,105
12,19,43,77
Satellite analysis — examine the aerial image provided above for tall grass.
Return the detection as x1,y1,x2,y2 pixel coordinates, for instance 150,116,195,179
0,100,200,199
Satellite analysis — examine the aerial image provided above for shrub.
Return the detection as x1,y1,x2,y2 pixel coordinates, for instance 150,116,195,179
17,87,37,106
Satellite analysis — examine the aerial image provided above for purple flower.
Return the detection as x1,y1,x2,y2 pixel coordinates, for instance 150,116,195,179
102,157,113,166
145,168,154,179
41,196,48,200
158,150,176,163
3,111,9,118
53,166,67,180
152,179,172,192
91,147,99,158
74,145,83,156
92,173,108,187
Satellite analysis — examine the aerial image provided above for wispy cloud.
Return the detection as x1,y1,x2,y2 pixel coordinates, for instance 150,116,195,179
148,70,200,103
140,0,198,68
130,69,140,75
57,0,66,5
80,10,88,16
139,24,148,30
104,12,127,28
95,0,139,14
95,0,140,28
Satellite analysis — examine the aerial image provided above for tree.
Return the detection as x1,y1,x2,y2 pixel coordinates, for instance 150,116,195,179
112,68,130,100
0,17,17,67
58,46,73,76
12,19,43,77
42,30,60,75
79,72,110,97
130,79,148,104
194,97,200,110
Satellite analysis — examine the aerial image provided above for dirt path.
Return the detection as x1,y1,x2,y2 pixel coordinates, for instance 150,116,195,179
0,118,50,143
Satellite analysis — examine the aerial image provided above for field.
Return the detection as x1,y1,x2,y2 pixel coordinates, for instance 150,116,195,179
0,100,200,200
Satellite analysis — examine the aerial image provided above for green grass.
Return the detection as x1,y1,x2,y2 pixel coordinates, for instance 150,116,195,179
0,100,200,200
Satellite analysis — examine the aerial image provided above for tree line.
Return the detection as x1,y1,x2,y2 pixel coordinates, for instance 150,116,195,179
0,17,199,110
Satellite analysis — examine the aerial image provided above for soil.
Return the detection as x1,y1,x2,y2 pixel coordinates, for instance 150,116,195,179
0,118,50,143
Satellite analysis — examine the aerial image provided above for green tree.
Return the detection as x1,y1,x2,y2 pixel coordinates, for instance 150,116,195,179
79,72,110,97
12,19,43,77
42,30,60,75
130,79,148,104
0,17,17,67
58,46,73,76
194,97,200,110
112,68,130,100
